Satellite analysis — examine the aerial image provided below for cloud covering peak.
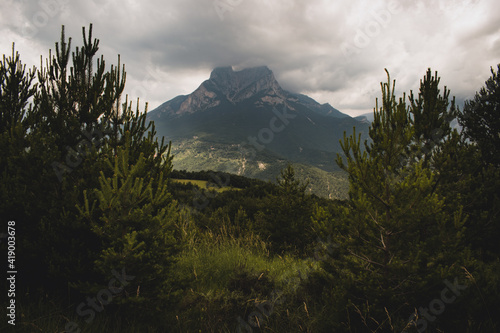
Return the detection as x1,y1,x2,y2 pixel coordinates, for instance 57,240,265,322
1,0,499,116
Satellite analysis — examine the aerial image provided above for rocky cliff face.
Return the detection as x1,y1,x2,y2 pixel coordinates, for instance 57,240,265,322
152,66,315,119
208,66,285,103
177,83,220,115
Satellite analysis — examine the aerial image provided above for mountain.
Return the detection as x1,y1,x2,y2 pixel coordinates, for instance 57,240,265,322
355,112,375,123
147,66,370,198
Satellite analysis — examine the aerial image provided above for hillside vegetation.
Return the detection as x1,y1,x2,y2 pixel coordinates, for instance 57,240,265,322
170,138,350,199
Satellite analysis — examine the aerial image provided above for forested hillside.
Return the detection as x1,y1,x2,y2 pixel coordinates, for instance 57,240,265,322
1,26,499,332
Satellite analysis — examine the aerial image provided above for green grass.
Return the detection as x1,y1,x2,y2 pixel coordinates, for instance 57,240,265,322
172,227,321,332
172,178,241,192
7,222,320,333
176,231,291,293
175,223,321,297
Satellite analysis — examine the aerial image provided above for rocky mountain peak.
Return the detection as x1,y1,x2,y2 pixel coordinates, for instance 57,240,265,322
209,66,235,82
150,65,346,119
207,66,282,102
209,66,272,85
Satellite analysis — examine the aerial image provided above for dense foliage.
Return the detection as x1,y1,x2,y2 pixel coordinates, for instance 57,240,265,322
1,27,499,332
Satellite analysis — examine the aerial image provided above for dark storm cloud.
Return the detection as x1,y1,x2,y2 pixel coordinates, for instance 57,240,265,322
1,0,499,115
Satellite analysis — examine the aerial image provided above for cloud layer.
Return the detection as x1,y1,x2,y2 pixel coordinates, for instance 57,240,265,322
1,0,499,116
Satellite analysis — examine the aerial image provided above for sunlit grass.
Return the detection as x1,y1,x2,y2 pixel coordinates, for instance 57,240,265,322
174,226,318,297
171,178,241,192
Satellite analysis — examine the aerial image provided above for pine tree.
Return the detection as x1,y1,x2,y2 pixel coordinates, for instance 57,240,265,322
77,132,182,306
327,69,469,331
409,69,457,164
0,44,37,220
459,64,500,166
1,25,178,299
0,44,36,132
430,66,500,330
254,164,314,255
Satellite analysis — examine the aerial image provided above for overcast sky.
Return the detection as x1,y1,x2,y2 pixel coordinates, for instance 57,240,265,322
1,0,499,116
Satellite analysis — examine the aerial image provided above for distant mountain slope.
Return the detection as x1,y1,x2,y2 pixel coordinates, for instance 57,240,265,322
355,111,375,123
147,66,369,198
169,137,349,199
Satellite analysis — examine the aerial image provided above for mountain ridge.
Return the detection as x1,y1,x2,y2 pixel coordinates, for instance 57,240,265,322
150,66,347,120
147,66,370,198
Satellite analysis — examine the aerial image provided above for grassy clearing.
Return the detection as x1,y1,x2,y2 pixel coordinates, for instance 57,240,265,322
172,226,321,331
172,178,240,192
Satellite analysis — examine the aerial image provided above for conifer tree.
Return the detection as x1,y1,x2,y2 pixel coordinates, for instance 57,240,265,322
459,64,500,166
434,65,500,260
1,25,177,297
0,45,37,220
254,165,314,255
409,69,456,164
430,67,500,330
328,69,469,331
0,45,36,132
77,132,182,306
